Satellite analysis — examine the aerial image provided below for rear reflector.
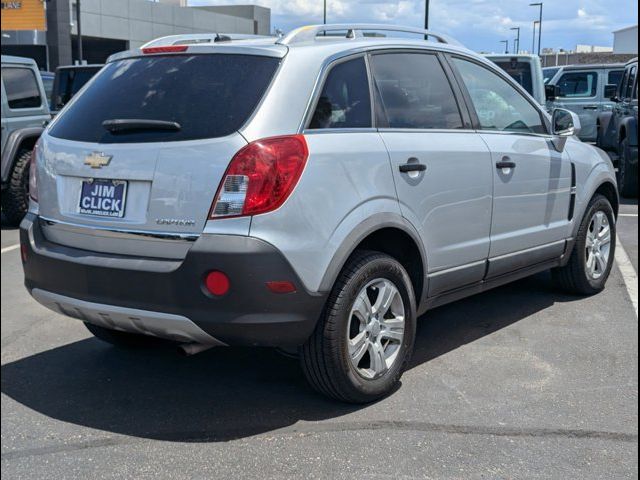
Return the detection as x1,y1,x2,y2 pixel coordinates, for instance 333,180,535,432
266,281,297,294
204,271,230,296
210,135,308,219
141,45,189,54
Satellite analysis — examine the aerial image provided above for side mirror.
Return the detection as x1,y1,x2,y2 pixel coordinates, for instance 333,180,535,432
551,108,581,152
604,84,618,101
545,84,561,101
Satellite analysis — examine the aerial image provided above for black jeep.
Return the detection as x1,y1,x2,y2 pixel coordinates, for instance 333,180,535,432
597,58,638,197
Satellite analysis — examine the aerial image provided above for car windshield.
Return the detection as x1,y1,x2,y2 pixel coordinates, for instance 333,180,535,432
48,54,280,143
493,61,534,95
543,67,560,84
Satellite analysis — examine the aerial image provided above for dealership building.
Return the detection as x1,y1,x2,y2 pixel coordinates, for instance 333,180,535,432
1,0,271,70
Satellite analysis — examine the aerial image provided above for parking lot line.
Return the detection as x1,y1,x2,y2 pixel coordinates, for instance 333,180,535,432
1,244,20,254
616,236,638,317
618,213,638,217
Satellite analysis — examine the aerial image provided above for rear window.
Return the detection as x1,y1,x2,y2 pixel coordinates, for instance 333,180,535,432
493,61,533,95
1,67,42,109
543,67,559,84
49,54,280,143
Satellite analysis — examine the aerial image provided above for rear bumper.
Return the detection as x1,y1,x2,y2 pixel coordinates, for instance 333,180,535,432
20,214,327,347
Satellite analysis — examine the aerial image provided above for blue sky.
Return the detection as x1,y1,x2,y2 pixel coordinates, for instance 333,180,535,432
188,0,638,53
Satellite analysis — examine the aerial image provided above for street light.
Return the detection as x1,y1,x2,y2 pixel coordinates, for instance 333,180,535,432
529,2,543,56
425,0,430,30
75,0,83,63
510,27,520,54
500,40,509,54
323,0,327,25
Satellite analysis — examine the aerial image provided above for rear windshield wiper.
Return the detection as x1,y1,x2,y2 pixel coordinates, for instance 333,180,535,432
102,119,181,133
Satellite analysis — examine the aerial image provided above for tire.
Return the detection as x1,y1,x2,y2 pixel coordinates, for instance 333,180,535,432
553,194,616,295
1,149,31,226
84,322,171,349
300,250,417,403
618,138,638,198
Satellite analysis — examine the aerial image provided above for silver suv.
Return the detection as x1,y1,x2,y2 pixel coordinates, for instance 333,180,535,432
21,25,619,403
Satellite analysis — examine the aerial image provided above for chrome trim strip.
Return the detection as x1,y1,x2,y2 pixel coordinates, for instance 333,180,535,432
38,216,200,242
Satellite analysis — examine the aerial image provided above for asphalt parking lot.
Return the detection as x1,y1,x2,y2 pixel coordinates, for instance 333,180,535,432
1,200,638,479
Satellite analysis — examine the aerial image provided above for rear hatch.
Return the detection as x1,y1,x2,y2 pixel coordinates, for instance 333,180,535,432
38,51,282,258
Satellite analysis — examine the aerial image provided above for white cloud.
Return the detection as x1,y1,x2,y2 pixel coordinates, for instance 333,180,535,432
188,0,638,52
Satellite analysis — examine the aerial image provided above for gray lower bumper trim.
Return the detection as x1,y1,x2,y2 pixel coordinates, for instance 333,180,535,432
31,289,226,346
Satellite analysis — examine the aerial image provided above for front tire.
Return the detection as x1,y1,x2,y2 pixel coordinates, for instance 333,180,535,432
301,251,416,403
1,149,31,226
618,138,638,198
553,194,616,295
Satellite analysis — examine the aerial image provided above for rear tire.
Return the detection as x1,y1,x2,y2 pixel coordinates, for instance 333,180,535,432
84,322,171,348
553,194,616,295
1,149,31,226
301,251,416,403
618,138,638,198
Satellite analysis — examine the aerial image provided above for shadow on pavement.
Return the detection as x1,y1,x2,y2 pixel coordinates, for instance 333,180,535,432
1,272,585,442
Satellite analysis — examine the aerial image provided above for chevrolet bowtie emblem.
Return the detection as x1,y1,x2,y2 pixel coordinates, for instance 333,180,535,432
84,152,112,169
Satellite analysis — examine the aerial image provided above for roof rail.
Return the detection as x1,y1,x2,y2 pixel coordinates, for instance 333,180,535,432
277,24,462,47
141,33,272,49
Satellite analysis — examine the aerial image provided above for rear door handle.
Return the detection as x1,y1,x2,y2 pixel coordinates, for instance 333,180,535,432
399,160,427,173
583,105,598,110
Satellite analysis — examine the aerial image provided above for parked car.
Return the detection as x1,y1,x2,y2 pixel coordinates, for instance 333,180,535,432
1,55,50,224
597,58,638,197
39,71,55,105
485,54,546,105
50,64,103,114
544,63,626,142
21,25,619,403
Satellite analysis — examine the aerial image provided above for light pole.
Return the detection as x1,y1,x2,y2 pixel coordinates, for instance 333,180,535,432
529,2,543,56
323,0,327,24
500,40,509,54
425,0,430,30
76,0,83,63
510,26,520,54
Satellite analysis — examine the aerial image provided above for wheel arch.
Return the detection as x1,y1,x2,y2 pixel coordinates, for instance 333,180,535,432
319,214,427,307
1,127,43,184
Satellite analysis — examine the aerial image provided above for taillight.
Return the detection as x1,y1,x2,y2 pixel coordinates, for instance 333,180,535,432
210,135,308,219
141,45,189,54
28,143,38,202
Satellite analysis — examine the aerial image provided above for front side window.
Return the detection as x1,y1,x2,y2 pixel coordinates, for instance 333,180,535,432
452,58,545,134
370,53,463,130
1,67,42,109
556,71,598,98
309,57,371,129
608,70,624,89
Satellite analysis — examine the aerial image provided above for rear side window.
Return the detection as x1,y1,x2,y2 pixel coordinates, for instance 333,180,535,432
309,57,371,129
557,71,598,98
49,54,280,143
1,67,42,109
452,57,545,134
371,53,463,130
493,60,533,95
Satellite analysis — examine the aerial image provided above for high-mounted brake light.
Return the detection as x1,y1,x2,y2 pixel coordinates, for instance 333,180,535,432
141,45,189,54
210,135,308,219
